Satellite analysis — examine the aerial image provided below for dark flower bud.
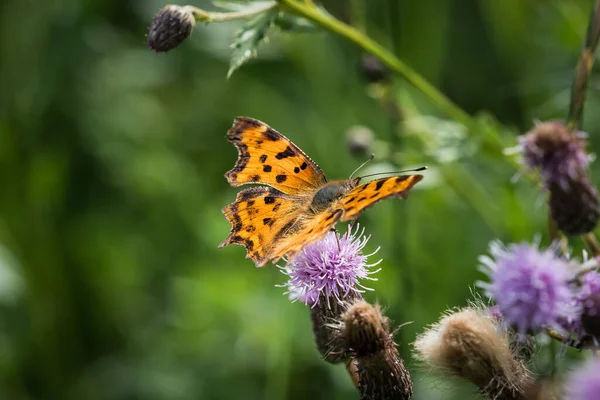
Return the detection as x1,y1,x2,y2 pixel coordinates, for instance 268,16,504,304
342,301,413,400
360,54,390,84
310,292,362,364
346,125,375,157
581,291,600,341
147,5,196,53
549,178,599,236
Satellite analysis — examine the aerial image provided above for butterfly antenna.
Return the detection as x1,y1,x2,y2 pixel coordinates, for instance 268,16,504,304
357,166,428,180
349,154,375,180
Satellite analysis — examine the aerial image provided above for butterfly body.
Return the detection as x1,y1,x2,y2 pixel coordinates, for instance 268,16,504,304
219,117,423,267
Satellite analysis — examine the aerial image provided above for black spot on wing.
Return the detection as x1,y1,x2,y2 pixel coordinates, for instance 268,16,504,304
245,225,256,233
375,179,386,191
276,174,287,183
275,146,295,160
251,175,260,182
294,167,300,173
263,127,281,141
272,203,281,212
344,196,356,204
245,239,254,251
395,176,409,183
263,165,272,172
300,162,308,170
263,218,274,227
264,196,276,204
259,154,267,163
246,199,255,207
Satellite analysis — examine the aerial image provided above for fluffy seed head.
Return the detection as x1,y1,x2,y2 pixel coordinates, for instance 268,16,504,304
280,225,381,307
564,357,600,400
147,5,195,53
518,121,590,189
414,308,531,398
478,241,577,334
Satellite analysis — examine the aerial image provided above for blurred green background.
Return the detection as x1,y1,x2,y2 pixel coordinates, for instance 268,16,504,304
1,0,599,399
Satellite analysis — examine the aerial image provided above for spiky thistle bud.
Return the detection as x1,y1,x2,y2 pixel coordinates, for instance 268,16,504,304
310,292,362,364
147,5,196,53
414,308,532,400
341,301,413,400
516,121,599,235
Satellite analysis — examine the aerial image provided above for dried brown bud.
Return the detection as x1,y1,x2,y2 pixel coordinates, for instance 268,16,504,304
414,308,532,400
147,5,195,53
342,301,413,400
549,178,599,236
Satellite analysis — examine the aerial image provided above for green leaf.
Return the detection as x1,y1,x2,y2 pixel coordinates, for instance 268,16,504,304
274,13,316,32
227,8,279,78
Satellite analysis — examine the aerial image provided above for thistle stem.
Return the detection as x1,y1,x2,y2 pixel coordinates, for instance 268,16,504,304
276,0,474,128
567,0,600,129
583,232,600,258
186,2,277,23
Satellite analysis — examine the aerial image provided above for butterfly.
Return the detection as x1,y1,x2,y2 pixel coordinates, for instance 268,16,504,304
219,117,424,267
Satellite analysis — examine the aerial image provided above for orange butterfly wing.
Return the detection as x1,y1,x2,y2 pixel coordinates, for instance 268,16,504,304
225,117,326,194
339,175,423,221
219,186,343,267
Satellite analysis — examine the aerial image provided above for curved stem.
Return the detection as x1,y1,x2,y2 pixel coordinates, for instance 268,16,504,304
186,2,277,23
277,0,474,128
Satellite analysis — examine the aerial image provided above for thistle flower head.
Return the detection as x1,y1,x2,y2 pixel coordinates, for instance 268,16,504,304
564,357,600,400
279,225,381,307
147,5,196,53
565,270,600,340
414,307,532,398
518,121,590,189
478,240,577,334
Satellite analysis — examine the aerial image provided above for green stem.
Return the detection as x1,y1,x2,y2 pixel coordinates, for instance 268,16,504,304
567,0,600,128
186,2,277,23
277,0,474,128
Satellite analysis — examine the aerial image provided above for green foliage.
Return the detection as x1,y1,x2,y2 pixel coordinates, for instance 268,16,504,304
228,4,279,77
0,0,598,399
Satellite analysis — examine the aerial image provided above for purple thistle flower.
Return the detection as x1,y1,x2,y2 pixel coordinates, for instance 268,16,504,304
564,357,600,400
477,240,578,334
279,225,381,307
563,269,600,340
517,121,590,190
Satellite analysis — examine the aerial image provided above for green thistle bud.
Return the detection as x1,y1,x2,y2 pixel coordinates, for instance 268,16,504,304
147,5,195,53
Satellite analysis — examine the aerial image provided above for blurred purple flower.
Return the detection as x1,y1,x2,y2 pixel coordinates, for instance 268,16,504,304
564,270,600,340
279,225,381,307
477,241,577,334
517,121,590,190
564,357,600,400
